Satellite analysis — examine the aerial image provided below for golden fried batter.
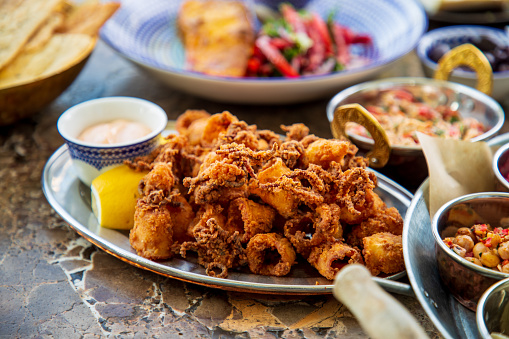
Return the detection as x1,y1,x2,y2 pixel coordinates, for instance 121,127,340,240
347,206,403,248
308,241,364,280
225,197,276,243
130,198,174,260
362,232,405,276
128,111,405,279
246,233,296,276
181,218,246,278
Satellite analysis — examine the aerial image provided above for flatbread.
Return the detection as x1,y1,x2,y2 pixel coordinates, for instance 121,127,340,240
0,33,94,89
58,0,121,36
0,0,63,70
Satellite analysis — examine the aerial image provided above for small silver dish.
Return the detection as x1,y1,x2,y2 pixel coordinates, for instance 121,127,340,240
327,43,505,189
477,277,509,339
493,143,509,192
432,192,509,311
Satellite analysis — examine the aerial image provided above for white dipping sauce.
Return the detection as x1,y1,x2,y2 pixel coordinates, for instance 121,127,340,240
77,119,151,144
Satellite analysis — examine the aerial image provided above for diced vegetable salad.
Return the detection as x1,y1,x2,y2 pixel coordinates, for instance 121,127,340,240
246,3,372,77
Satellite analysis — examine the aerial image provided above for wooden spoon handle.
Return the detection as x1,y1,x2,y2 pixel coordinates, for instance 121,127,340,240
333,264,429,339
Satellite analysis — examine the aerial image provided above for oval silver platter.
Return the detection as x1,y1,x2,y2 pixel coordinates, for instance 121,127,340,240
42,144,413,295
403,179,479,338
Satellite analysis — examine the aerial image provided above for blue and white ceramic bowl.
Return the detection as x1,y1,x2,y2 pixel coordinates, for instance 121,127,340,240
57,97,168,186
417,25,509,102
99,0,427,104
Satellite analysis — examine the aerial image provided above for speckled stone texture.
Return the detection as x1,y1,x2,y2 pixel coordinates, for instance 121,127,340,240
0,40,487,338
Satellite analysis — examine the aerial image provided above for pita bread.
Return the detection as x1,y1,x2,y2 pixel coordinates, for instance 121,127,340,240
0,0,63,70
0,33,94,89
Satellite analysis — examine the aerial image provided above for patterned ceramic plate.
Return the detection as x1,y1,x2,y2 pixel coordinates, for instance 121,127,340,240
99,0,427,104
42,138,414,295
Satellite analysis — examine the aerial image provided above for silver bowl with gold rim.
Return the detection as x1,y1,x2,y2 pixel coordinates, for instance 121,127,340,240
327,44,505,189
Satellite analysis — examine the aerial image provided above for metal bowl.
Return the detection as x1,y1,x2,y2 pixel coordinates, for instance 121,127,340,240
477,277,509,339
431,192,509,311
326,77,505,189
493,143,509,192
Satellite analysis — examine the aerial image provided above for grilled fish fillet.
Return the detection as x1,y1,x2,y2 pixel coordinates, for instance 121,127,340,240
177,0,255,77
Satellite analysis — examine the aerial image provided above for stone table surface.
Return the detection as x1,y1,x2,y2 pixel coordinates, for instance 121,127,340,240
2,40,505,339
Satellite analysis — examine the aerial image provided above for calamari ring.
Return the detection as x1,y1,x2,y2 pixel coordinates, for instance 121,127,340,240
246,233,296,276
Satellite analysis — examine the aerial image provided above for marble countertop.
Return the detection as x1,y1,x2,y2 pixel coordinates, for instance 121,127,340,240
2,39,498,338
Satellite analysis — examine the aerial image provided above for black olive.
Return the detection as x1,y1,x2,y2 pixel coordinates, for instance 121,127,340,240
428,43,451,63
475,35,498,52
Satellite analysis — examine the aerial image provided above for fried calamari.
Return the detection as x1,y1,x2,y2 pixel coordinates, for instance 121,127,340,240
128,110,406,279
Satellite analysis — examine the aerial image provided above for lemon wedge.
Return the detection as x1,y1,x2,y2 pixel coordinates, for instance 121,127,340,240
90,164,148,229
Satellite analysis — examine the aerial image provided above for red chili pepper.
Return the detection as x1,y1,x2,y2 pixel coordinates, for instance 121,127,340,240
392,89,414,102
309,13,333,55
255,36,299,78
350,34,372,44
485,237,493,247
417,106,434,120
269,37,294,50
304,19,326,72
247,57,262,74
280,3,307,34
331,23,350,65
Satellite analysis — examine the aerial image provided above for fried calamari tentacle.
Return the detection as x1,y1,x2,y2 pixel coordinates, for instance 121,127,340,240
335,167,377,224
246,233,297,276
225,198,276,243
256,129,282,150
180,218,247,278
284,203,343,257
281,123,309,141
130,198,174,260
362,232,404,276
183,159,248,204
307,241,364,280
278,140,306,169
340,142,368,171
346,205,404,248
257,166,326,212
217,121,261,151
187,204,226,239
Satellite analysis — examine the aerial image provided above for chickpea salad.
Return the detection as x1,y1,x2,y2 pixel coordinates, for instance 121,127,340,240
443,222,509,273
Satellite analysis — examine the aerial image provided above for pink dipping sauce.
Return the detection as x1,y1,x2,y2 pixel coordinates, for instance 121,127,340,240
77,119,152,144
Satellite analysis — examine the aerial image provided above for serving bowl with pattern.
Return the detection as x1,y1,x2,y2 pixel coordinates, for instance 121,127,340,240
99,0,427,104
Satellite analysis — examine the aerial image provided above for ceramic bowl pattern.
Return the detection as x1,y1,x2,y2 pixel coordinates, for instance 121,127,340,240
99,0,427,104
416,25,509,102
57,96,168,186
432,192,509,311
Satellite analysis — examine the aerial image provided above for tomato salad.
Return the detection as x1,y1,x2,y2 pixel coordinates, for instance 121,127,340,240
246,3,373,77
346,88,487,146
